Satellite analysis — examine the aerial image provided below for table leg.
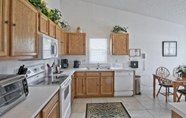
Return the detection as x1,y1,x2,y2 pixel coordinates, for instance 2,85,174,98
153,75,156,98
172,82,177,102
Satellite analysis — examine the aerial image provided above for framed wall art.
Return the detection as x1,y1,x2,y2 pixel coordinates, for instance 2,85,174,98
162,41,177,57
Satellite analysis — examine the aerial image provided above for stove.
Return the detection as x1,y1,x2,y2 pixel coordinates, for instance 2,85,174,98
26,63,71,118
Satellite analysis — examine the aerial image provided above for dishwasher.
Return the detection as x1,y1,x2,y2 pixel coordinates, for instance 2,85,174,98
114,70,134,96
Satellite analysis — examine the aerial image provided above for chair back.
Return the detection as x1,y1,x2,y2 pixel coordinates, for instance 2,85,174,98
156,66,170,77
173,67,179,77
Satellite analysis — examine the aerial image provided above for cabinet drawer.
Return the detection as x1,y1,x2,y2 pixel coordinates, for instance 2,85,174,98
86,72,100,77
75,72,85,76
101,72,114,77
42,93,58,118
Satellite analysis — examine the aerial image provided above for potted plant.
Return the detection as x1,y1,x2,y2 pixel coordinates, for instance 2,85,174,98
112,25,128,33
50,9,62,24
176,65,186,77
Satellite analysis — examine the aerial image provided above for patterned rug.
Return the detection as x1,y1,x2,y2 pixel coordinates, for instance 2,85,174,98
85,102,131,118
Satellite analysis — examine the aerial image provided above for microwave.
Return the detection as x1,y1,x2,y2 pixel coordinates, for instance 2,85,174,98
38,34,58,59
0,75,29,116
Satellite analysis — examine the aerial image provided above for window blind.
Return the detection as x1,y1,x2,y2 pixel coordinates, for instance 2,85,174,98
89,38,108,63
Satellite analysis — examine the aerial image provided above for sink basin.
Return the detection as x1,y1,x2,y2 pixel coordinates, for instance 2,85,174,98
86,67,110,70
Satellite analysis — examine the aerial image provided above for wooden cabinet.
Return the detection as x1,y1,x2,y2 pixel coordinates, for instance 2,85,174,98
10,0,38,56
67,33,86,55
111,33,129,55
71,74,75,104
75,71,114,97
75,77,85,96
61,30,67,55
48,20,56,38
100,72,114,95
86,77,100,95
56,26,61,55
38,12,49,35
35,92,59,118
0,0,9,57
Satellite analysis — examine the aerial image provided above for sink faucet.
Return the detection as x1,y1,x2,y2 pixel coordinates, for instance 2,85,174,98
97,63,100,69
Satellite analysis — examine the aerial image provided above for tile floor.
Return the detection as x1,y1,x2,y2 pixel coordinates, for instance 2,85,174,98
70,85,185,118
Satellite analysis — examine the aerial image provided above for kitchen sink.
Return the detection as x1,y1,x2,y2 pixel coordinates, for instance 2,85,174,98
86,67,110,70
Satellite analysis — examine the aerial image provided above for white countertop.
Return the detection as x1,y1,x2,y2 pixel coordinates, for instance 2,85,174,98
169,102,186,118
1,86,59,118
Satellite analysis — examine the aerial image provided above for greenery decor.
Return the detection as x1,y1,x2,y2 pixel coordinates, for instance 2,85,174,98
50,9,62,24
112,25,128,33
176,65,186,75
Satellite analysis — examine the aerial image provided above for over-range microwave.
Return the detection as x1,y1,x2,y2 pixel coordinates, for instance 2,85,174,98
38,34,58,59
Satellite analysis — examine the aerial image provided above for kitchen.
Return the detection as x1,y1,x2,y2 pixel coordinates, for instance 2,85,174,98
1,0,186,118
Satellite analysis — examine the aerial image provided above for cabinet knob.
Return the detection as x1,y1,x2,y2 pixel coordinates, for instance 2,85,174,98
13,24,16,26
5,21,9,24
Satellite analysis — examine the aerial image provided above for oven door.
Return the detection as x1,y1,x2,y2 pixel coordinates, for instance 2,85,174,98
60,77,71,118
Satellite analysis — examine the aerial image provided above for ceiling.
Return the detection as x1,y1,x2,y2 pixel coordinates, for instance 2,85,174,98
80,0,186,26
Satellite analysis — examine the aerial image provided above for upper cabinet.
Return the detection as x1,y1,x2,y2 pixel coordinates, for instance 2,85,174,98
10,0,38,56
56,26,61,55
67,33,86,55
48,20,56,38
0,0,9,57
38,12,49,35
61,30,67,55
111,33,129,55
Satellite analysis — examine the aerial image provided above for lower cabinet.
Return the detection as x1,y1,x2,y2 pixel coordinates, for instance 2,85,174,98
75,71,114,97
35,92,59,118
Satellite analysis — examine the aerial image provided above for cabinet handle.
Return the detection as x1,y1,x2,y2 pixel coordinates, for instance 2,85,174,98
13,24,16,26
5,21,9,24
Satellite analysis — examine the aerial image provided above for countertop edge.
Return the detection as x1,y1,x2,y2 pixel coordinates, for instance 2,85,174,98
168,103,186,117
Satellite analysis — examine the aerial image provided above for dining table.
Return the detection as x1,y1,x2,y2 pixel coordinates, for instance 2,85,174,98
153,74,186,102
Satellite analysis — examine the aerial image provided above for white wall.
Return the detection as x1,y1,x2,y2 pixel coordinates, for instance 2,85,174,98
60,0,186,86
45,0,61,10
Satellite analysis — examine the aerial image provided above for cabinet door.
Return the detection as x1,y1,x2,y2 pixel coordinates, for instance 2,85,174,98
47,102,59,118
11,0,38,56
86,77,100,95
112,33,129,55
67,33,86,55
100,77,114,95
0,0,9,57
39,12,48,35
56,26,61,55
48,20,56,38
75,77,85,96
61,30,67,55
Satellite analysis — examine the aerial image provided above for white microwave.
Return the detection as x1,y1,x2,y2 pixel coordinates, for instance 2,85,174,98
38,34,58,59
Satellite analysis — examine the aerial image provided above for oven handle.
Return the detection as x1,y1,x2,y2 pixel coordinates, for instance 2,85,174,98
0,76,25,87
61,78,72,89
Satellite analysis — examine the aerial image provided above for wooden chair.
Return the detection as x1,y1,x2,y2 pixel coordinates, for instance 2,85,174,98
177,82,186,102
156,66,173,102
173,67,179,77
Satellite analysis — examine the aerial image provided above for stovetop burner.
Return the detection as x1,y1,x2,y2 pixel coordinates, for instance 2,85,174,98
28,75,69,86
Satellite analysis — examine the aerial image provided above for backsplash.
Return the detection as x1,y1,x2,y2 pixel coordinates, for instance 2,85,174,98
0,59,55,74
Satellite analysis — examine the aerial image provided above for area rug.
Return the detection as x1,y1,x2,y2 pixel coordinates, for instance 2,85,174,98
85,102,131,118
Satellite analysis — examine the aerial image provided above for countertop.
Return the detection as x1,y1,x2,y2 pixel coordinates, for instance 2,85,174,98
1,86,59,118
169,102,186,117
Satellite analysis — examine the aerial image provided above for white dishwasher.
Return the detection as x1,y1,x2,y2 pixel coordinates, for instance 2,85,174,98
114,70,134,96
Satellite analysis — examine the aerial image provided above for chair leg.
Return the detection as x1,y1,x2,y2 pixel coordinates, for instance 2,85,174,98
156,86,162,97
166,87,168,102
177,94,182,102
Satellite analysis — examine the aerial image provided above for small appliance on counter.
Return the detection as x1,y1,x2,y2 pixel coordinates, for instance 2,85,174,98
130,61,138,68
61,59,69,68
0,74,29,116
73,60,81,68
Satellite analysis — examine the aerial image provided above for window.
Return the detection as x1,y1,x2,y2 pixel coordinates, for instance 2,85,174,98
89,38,108,63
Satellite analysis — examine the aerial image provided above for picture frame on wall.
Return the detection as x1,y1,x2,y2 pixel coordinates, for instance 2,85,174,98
162,41,177,57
